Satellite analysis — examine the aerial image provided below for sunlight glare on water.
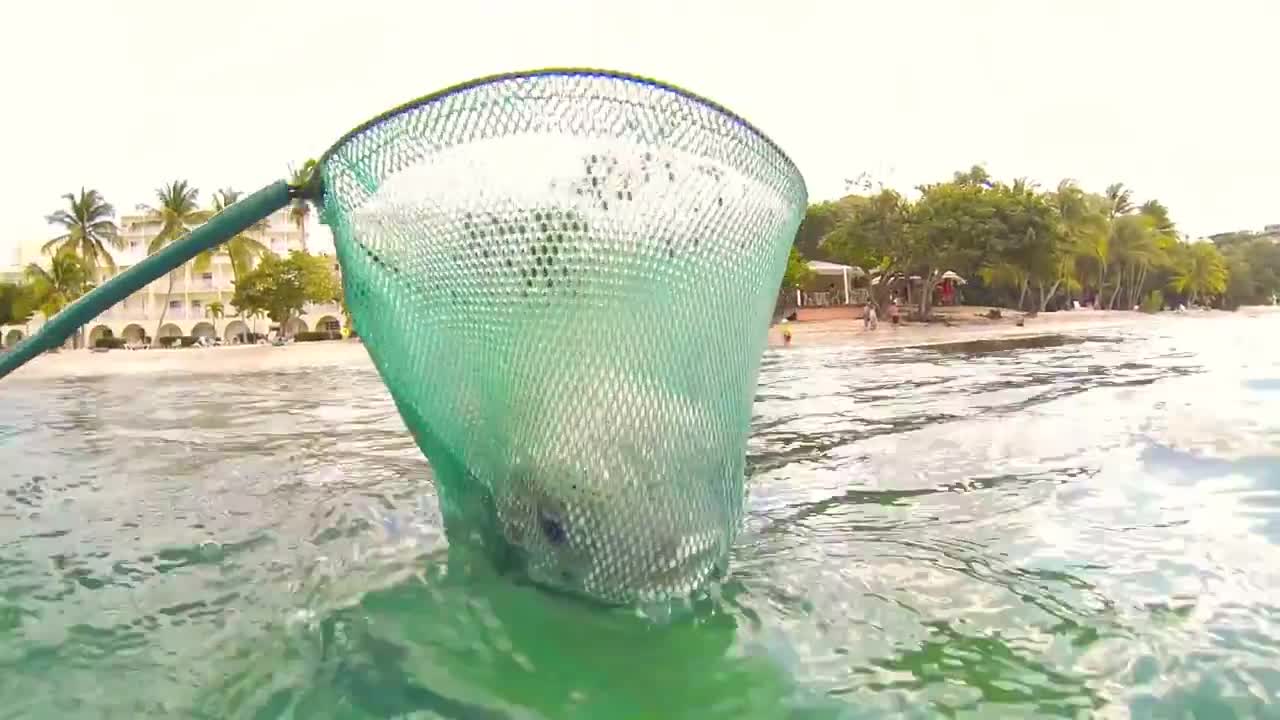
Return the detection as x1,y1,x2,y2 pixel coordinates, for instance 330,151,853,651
2,312,1280,718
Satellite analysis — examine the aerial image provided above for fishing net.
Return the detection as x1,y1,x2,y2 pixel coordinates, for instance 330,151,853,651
319,70,807,605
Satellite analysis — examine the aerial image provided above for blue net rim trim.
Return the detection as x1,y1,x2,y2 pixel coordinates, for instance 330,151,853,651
316,67,803,197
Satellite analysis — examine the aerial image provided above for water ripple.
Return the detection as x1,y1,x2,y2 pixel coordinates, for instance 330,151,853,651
2,319,1279,717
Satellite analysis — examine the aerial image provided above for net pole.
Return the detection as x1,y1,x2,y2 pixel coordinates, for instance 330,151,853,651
0,180,293,380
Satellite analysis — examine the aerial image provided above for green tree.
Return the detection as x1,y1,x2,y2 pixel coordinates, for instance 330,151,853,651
288,160,318,253
820,189,908,310
952,165,994,188
210,188,270,286
1117,200,1179,309
1138,200,1175,234
0,282,38,327
1103,182,1134,220
42,188,123,279
205,300,225,337
985,181,1063,311
1222,254,1256,310
780,247,815,290
25,250,93,348
1169,242,1228,305
978,260,1031,310
1106,214,1164,309
907,179,1008,316
230,251,340,337
802,167,1234,317
1048,180,1108,307
1217,235,1280,308
140,180,213,342
793,196,867,260
337,282,354,335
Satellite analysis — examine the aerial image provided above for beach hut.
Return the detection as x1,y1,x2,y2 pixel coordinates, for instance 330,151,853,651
795,261,866,306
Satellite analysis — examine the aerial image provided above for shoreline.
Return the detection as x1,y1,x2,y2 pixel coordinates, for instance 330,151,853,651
4,306,1275,381
767,304,1162,350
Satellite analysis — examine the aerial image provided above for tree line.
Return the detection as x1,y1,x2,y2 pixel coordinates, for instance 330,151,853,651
783,165,1280,317
0,162,345,346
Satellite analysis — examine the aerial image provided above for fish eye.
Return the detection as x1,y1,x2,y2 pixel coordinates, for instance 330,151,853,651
539,511,567,545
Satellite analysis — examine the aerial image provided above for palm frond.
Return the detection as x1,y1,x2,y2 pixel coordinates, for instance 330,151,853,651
41,235,70,254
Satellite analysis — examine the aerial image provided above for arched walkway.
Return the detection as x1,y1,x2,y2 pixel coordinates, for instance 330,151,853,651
223,320,250,344
190,321,216,339
89,325,113,345
283,317,308,337
158,323,183,338
315,315,341,335
121,324,146,343
3,329,22,348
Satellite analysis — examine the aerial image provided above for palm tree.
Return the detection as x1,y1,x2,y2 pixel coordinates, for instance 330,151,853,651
1123,200,1179,308
1170,242,1228,306
1107,214,1164,309
42,188,123,280
1009,177,1037,195
288,160,318,253
1051,180,1108,306
1103,182,1134,220
1139,199,1176,235
337,281,353,336
207,188,270,335
244,307,268,339
25,250,93,348
1093,182,1138,304
209,187,269,285
139,180,212,343
1042,248,1084,312
979,261,1031,310
205,300,225,337
0,282,37,327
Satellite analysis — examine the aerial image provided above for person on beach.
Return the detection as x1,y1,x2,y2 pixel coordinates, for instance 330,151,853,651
780,318,792,345
889,297,901,327
863,301,878,330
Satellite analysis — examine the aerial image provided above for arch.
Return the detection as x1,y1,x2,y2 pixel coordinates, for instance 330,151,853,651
88,325,113,345
3,329,22,348
158,323,183,338
283,317,308,337
190,322,216,339
223,320,251,344
315,315,341,335
121,324,146,343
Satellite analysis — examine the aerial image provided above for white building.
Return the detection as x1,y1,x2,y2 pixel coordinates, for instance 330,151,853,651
1,208,344,349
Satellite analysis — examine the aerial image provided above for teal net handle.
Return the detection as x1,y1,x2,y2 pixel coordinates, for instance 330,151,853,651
0,180,293,381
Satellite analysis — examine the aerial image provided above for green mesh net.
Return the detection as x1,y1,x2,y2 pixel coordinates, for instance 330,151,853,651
319,70,807,605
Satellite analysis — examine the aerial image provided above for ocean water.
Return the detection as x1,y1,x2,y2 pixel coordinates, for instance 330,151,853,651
2,313,1279,719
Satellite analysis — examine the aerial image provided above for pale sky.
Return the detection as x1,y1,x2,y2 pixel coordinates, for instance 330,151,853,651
1,0,1275,261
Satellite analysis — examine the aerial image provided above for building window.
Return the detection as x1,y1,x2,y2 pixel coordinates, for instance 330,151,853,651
201,272,213,280
168,300,182,309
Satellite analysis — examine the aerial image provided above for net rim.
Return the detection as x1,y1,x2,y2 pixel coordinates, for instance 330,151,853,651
315,67,804,198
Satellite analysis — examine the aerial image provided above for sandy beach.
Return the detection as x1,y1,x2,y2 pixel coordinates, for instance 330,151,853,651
3,305,1271,382
766,304,1167,349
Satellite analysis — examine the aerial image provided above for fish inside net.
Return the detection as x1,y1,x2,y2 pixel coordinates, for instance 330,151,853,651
318,70,808,605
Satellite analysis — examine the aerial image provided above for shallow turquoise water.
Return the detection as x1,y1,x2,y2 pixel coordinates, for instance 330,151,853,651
2,314,1279,718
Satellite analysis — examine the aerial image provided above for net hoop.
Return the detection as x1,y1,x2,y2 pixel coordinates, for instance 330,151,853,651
313,68,803,206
